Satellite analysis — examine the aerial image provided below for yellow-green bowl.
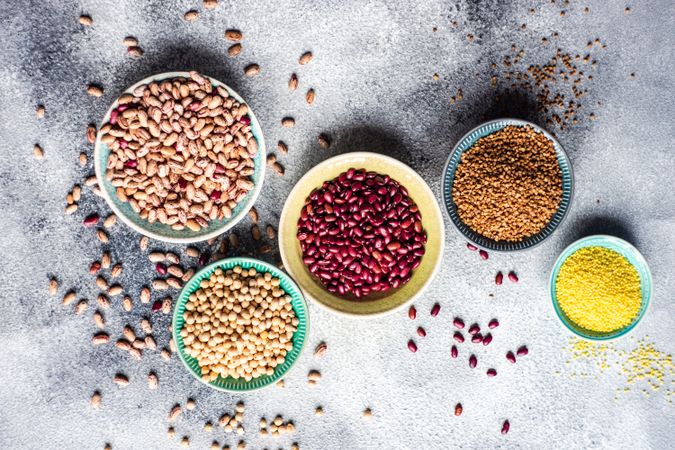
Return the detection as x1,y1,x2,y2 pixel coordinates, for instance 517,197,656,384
278,152,445,317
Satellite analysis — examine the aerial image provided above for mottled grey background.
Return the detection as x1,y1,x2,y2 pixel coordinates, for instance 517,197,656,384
0,0,674,449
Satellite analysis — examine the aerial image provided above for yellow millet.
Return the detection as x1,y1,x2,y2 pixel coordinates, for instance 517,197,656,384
556,246,641,333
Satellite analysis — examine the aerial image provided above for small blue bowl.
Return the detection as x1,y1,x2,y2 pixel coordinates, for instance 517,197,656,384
94,71,266,243
441,118,573,251
550,235,652,341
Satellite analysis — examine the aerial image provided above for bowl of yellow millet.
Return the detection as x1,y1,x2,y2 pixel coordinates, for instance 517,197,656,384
550,235,652,341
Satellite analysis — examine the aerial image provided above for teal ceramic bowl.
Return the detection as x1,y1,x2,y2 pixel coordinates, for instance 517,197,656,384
550,235,652,341
172,257,309,392
441,118,573,251
94,71,266,243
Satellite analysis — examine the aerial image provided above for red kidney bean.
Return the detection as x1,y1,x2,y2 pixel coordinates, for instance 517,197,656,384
488,319,499,329
517,345,529,356
506,351,516,363
408,305,417,320
466,243,478,251
479,249,489,260
155,263,167,275
471,333,483,344
495,271,503,285
198,251,209,266
468,323,480,335
152,300,162,312
487,368,497,377
451,345,458,358
508,271,519,283
297,169,426,298
501,420,510,435
482,333,493,346
453,317,465,329
417,327,426,337
430,303,441,317
83,213,100,227
469,354,477,368
453,332,465,343
407,340,417,353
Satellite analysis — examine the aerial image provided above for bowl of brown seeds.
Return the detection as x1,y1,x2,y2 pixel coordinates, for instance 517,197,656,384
94,71,266,243
441,118,573,251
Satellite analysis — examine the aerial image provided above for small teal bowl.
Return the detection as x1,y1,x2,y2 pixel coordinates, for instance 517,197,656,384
172,257,309,392
94,71,266,243
550,235,652,341
441,118,573,251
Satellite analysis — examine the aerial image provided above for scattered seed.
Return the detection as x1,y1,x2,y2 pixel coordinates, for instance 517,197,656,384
251,225,261,240
516,345,529,356
506,351,516,363
471,333,483,344
127,46,144,58
186,398,196,410
454,403,463,416
203,0,218,9
417,327,426,337
451,345,458,358
65,204,79,214
62,291,76,306
87,84,103,97
147,372,158,389
466,243,478,251
225,29,242,41
288,73,298,91
488,318,499,329
97,294,110,309
75,300,88,315
501,420,510,435
408,305,417,320
161,348,171,361
266,225,276,239
161,298,172,314
103,214,117,228
430,303,441,317
305,88,315,104
469,354,477,368
267,154,277,166
282,117,295,127
122,36,138,47
108,284,122,296
86,124,97,143
140,286,151,303
479,250,489,260
277,141,288,154
228,44,242,57
48,278,58,296
33,144,44,159
184,9,198,21
168,404,182,422
167,427,175,438
495,272,503,285
362,408,373,420
453,317,465,329
272,162,284,175
96,229,109,243
314,342,328,360
508,271,519,283
487,368,497,377
92,332,110,346
468,324,480,335
36,105,45,118
453,332,465,343
244,64,260,77
180,436,189,448
79,14,93,26
482,333,493,346
113,373,129,386
308,370,321,381
314,406,324,416
91,391,101,409
299,51,313,65
139,236,149,251
407,340,417,353
317,134,331,149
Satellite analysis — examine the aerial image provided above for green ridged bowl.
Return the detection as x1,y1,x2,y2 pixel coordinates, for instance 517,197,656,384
172,257,309,391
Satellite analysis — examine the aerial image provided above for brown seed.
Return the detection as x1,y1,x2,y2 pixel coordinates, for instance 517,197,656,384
36,105,45,118
140,286,151,303
108,284,123,296
111,263,122,278
113,373,129,386
147,372,158,389
127,46,144,58
33,144,44,159
87,84,103,97
251,225,261,241
75,300,88,315
299,51,313,65
91,391,101,409
288,73,298,91
86,124,97,143
186,398,196,410
248,207,259,224
266,154,277,166
167,427,175,438
228,44,242,57
96,229,109,243
225,29,243,41
277,141,288,154
62,291,76,306
454,403,463,416
161,348,171,361
203,0,218,9
266,225,276,239
93,311,105,328
92,332,109,345
48,278,58,296
168,404,182,422
308,370,321,381
79,14,93,26
139,236,149,251
244,64,260,77
313,342,328,359
184,10,199,21
65,204,78,214
281,117,295,128
272,162,285,176
317,134,331,149
162,298,172,314
97,294,110,309
122,36,138,47
305,88,315,104
101,252,111,269
103,214,117,228
128,347,142,360
362,408,373,420
115,339,130,351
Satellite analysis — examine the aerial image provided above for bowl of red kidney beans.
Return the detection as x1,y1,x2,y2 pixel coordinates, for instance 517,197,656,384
279,152,445,317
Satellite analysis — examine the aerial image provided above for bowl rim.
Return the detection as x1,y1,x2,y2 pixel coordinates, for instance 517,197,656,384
171,256,310,392
278,151,445,318
549,234,652,341
440,117,575,252
93,71,266,244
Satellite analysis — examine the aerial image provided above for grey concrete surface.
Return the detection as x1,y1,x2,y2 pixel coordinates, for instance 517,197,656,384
0,0,674,449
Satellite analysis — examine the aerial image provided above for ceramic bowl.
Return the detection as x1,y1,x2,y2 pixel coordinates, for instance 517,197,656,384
441,118,573,251
550,235,652,341
172,257,309,391
278,152,445,317
94,71,266,243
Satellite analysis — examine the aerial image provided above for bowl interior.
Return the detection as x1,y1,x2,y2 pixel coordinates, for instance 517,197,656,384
94,71,266,243
441,118,573,251
279,152,445,317
172,257,309,392
550,235,652,341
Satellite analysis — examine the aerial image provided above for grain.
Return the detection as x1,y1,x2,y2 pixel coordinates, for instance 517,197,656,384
305,89,315,104
272,162,284,176
92,332,109,345
317,134,331,149
362,408,373,420
266,225,276,239
299,51,313,65
33,144,44,159
168,404,182,422
87,85,103,97
147,372,158,389
36,105,45,118
93,311,105,328
203,0,218,9
225,29,242,41
277,141,288,154
127,47,144,58
49,278,58,296
79,14,93,26
282,117,295,127
75,300,88,315
97,294,110,309
63,291,76,306
244,64,260,77
91,391,101,409
113,374,129,386
288,74,298,91
228,44,242,57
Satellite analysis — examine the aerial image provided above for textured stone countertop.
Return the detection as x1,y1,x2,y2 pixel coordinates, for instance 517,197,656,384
0,0,673,449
